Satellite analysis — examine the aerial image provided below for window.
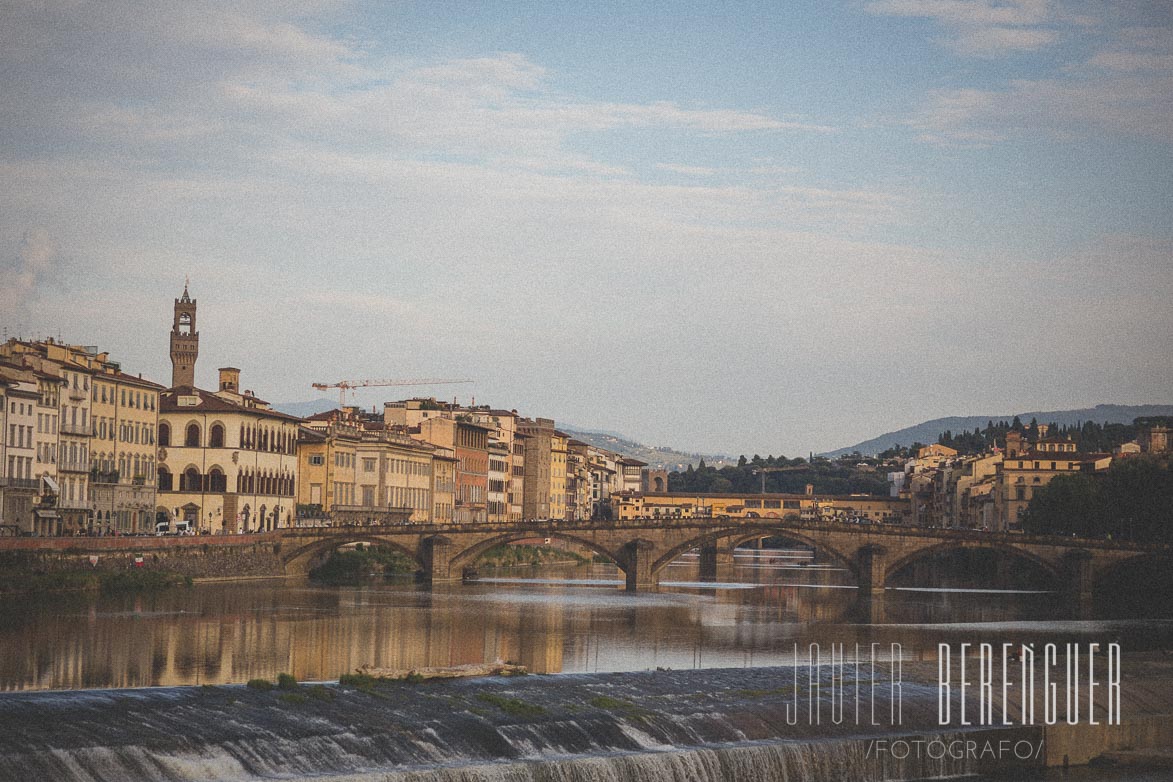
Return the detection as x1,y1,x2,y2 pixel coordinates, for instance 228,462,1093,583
309,455,323,466
158,422,170,447
181,467,202,492
185,423,200,447
209,423,225,448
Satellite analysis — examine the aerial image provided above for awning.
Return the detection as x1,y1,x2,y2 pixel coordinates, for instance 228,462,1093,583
34,509,61,519
42,475,60,494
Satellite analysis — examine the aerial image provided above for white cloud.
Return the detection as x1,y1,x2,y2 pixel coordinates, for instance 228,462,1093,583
866,0,1058,55
1,228,59,313
657,164,719,176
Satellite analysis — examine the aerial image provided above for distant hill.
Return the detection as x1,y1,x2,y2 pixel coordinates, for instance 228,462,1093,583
560,427,733,471
273,398,336,418
822,404,1173,458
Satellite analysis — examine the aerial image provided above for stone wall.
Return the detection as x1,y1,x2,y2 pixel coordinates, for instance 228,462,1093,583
0,534,286,580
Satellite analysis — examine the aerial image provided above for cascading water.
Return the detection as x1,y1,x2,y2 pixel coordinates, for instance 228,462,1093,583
0,666,1033,782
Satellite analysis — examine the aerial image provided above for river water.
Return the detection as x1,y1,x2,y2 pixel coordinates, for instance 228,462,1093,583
2,549,1169,692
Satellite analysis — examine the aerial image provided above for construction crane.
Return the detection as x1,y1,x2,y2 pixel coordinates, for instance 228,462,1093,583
312,378,474,407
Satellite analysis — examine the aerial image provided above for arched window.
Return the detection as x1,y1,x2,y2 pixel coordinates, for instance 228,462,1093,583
209,423,225,448
159,422,170,447
158,466,173,492
185,423,200,447
181,467,202,492
208,467,226,493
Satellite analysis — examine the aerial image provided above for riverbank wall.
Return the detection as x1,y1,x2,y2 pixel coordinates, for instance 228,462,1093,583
0,534,286,581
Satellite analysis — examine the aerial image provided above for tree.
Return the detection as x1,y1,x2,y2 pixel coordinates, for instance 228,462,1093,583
1021,458,1173,544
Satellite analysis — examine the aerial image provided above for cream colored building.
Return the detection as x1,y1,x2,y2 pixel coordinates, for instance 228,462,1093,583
0,365,39,535
159,369,301,533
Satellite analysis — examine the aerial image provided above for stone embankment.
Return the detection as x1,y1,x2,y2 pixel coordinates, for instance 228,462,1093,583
0,533,285,581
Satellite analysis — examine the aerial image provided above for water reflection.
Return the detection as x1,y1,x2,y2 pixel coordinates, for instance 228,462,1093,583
0,550,1169,691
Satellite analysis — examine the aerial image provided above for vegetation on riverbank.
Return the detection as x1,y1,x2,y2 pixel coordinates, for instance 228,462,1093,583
0,567,192,596
475,544,590,569
308,545,417,585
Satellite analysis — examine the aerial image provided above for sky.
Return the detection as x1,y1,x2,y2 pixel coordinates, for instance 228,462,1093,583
2,1,1171,457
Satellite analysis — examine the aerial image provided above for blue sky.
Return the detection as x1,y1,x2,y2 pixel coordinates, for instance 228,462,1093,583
2,1,1171,455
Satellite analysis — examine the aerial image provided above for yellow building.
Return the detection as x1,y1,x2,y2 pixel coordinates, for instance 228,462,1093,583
612,491,907,523
89,369,165,534
518,417,555,520
995,432,1110,531
2,337,164,535
299,408,451,524
550,430,568,521
431,447,456,523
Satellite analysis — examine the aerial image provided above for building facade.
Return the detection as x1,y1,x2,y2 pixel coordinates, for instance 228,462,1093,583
159,371,301,533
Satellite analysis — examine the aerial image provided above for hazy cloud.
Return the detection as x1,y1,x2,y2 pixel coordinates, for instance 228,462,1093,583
1,229,59,313
911,73,1173,144
866,0,1059,55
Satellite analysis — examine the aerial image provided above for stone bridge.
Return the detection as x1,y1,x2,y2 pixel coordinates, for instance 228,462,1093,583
2,519,1160,602
275,518,1160,601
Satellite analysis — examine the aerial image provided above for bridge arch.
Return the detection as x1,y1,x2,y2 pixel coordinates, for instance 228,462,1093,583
650,525,857,577
448,531,621,573
282,535,423,576
883,540,1062,590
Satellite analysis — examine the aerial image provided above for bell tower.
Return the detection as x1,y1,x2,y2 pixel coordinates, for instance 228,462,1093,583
170,280,199,388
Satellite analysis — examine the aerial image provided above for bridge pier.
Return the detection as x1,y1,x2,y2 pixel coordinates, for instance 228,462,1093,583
420,535,461,584
622,539,658,592
857,544,888,601
1063,549,1095,618
698,544,735,582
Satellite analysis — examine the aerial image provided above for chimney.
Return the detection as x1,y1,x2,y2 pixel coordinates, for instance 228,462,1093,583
218,367,241,393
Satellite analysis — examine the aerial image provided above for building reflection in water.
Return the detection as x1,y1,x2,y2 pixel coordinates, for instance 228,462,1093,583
0,549,1126,692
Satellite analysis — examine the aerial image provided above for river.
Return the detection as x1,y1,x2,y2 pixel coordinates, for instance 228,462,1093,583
1,548,1169,692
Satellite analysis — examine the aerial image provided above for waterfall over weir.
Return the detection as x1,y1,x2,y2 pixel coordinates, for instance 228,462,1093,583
0,666,1033,782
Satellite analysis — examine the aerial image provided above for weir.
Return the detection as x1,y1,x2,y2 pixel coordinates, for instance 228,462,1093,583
0,666,1048,782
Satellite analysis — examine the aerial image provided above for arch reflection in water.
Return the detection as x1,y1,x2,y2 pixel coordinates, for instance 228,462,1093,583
0,551,1163,692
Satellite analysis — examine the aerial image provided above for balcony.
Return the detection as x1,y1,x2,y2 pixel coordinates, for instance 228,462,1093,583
332,504,414,515
59,461,90,474
90,470,120,485
0,477,39,490
67,388,86,401
60,422,90,437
